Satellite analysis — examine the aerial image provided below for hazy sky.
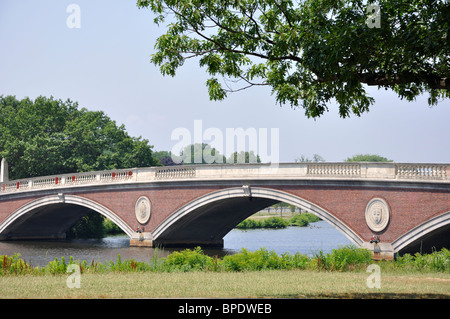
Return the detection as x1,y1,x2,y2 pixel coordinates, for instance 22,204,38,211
1,0,449,164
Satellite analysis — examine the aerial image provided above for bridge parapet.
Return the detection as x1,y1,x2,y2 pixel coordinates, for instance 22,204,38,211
395,163,448,180
0,168,137,193
307,163,361,176
0,162,448,195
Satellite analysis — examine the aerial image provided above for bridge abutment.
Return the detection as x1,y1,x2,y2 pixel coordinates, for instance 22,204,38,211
129,236,225,248
362,242,395,260
151,238,225,248
129,232,153,247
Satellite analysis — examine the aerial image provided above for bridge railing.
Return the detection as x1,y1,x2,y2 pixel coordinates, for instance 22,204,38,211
0,163,448,194
306,163,361,176
395,164,447,179
185,162,449,181
155,166,196,179
0,168,136,193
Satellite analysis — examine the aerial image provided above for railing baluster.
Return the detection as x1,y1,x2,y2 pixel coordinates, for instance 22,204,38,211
395,164,446,180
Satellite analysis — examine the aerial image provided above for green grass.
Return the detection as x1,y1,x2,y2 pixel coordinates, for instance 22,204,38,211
1,246,449,299
0,269,448,299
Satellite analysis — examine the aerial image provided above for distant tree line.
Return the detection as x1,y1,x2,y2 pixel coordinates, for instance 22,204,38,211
153,143,261,166
294,153,392,163
0,95,158,238
0,95,158,180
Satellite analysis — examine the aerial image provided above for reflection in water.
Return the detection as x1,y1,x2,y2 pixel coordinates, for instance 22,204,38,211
0,221,351,267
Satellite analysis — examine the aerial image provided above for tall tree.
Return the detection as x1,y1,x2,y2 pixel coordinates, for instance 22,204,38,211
154,150,180,166
138,0,450,118
294,154,325,162
173,143,226,164
0,95,157,180
228,150,261,164
345,154,392,162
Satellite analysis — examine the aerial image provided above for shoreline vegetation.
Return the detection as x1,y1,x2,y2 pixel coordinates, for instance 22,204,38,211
1,245,449,276
2,206,448,298
236,213,320,229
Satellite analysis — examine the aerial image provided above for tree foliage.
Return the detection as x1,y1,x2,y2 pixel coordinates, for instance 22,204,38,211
138,0,450,118
345,153,392,162
227,150,261,164
0,95,157,180
66,211,106,239
154,150,180,166
173,143,227,164
294,154,325,162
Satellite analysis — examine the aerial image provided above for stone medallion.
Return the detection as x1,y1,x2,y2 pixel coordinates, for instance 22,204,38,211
135,196,151,225
365,198,390,232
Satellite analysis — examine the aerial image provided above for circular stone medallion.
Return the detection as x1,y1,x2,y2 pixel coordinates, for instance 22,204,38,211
135,196,151,225
365,198,390,232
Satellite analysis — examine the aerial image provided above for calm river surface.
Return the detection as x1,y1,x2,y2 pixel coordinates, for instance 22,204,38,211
0,221,351,267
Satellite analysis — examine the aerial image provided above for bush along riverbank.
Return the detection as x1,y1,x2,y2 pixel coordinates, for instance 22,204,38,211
236,213,320,229
1,246,449,276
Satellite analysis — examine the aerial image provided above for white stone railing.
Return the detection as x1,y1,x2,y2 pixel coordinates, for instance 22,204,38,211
395,164,447,179
155,166,196,179
0,168,135,193
0,163,448,194
307,163,361,176
65,173,97,184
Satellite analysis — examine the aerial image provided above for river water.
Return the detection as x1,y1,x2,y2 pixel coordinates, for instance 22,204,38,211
0,221,351,267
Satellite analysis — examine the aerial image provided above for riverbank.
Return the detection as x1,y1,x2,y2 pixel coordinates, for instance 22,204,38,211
2,245,449,275
1,246,449,299
236,213,320,229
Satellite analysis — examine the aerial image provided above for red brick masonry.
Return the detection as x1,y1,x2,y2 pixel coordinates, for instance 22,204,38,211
0,183,448,245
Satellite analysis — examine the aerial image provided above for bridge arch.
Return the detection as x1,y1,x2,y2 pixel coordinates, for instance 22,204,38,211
0,194,134,240
392,211,450,254
152,187,363,248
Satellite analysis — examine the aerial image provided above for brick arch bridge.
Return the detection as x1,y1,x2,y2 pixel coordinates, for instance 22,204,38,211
0,162,448,259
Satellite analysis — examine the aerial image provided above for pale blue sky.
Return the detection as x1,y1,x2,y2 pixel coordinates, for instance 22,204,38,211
1,0,449,163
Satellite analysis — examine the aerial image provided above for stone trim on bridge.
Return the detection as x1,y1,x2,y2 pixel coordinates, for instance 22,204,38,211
0,194,135,239
0,162,448,195
391,211,450,253
152,186,364,248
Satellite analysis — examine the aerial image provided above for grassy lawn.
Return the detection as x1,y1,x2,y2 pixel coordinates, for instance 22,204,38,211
1,269,449,299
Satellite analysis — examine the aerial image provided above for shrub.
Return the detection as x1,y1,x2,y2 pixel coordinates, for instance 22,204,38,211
288,214,310,227
262,217,288,229
280,252,311,270
222,248,283,271
103,218,125,235
395,248,450,272
163,247,214,271
313,245,372,271
1,246,449,276
236,217,288,229
236,219,262,229
1,254,34,275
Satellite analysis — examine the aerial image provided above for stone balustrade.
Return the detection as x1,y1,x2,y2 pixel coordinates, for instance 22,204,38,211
307,163,361,176
395,164,447,179
155,166,196,179
0,162,448,194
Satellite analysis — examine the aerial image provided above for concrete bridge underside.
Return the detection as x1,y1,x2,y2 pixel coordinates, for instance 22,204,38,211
154,196,278,247
1,203,92,240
